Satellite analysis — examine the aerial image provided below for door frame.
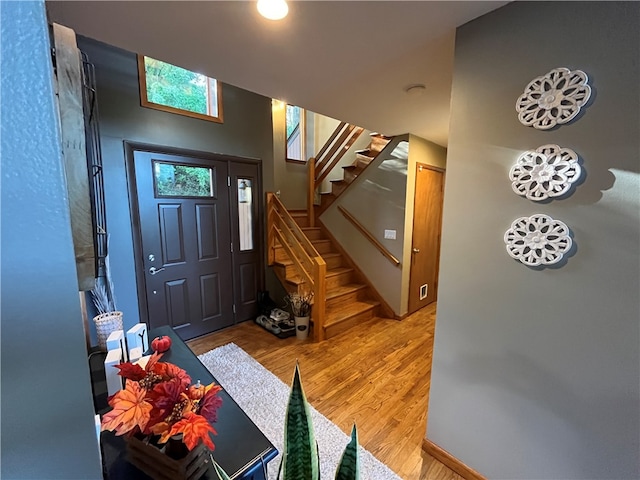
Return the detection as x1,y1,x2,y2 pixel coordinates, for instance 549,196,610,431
124,141,264,328
407,162,445,314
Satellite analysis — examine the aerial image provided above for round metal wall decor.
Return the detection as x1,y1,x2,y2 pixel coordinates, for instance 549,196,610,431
509,144,581,201
516,68,591,130
504,214,572,266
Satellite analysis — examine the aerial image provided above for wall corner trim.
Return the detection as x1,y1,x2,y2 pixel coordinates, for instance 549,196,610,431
422,438,487,480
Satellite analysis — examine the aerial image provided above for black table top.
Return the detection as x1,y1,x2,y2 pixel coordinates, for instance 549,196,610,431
92,326,277,480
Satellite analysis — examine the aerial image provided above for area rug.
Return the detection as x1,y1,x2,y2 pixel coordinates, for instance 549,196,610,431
198,343,402,480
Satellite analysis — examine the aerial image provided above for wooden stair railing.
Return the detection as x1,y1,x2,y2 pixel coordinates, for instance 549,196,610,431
267,192,327,341
307,122,364,227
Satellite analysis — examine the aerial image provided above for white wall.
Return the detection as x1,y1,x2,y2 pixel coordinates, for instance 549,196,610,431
1,2,103,477
429,2,639,478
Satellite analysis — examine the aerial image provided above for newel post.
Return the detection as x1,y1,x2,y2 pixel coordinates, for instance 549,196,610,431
307,157,315,228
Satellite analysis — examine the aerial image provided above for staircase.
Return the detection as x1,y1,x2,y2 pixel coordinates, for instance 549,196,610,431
317,132,393,213
267,124,394,342
271,209,383,340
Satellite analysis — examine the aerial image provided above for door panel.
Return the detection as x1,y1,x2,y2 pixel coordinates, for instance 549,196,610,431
133,150,234,339
229,162,263,323
408,163,445,314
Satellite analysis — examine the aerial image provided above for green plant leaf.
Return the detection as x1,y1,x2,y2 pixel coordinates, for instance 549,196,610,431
335,424,359,480
211,455,232,480
280,362,320,480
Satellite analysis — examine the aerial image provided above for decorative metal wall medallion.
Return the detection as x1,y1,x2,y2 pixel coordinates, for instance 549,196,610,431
516,68,591,129
509,144,581,201
504,214,572,266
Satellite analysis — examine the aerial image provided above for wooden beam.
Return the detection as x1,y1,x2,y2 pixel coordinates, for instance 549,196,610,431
53,23,95,291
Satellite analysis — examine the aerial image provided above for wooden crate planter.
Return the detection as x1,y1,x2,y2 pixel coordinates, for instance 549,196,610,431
126,435,210,480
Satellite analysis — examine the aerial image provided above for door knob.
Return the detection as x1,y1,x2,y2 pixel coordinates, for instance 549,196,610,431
412,248,420,253
149,266,165,275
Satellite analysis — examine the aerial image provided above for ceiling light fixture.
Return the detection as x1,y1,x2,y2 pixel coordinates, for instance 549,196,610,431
404,84,427,96
257,0,289,20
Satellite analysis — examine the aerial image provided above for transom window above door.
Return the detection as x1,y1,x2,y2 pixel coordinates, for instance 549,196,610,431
138,55,223,123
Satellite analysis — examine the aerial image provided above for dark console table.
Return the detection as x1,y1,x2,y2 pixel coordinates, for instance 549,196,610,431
90,326,278,480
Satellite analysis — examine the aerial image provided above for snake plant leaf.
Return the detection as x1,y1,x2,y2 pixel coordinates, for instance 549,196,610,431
210,455,232,480
335,424,360,480
280,362,320,480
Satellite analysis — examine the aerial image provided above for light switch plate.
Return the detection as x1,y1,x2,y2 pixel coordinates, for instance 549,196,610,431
384,229,396,240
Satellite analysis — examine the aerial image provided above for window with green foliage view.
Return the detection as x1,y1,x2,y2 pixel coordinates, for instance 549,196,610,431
154,162,214,198
139,56,223,123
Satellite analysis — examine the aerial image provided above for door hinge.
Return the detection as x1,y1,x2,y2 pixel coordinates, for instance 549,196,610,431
230,242,233,253
227,176,231,187
232,304,236,314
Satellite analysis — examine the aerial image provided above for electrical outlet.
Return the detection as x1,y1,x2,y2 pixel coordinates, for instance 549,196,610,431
384,229,396,240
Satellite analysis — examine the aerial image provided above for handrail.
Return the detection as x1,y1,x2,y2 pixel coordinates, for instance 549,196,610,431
307,122,364,226
267,192,327,341
337,206,401,267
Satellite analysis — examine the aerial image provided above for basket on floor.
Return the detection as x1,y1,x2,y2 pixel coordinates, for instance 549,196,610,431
94,311,123,350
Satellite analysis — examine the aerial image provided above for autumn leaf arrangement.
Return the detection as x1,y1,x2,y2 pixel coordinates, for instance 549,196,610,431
101,352,223,452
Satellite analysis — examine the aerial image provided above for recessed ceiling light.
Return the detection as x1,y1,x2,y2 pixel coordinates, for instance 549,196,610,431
404,84,427,96
257,0,289,20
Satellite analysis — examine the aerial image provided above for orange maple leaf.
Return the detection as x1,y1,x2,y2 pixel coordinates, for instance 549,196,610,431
150,421,173,444
114,362,146,381
199,384,223,424
152,361,191,388
169,412,216,451
101,380,152,436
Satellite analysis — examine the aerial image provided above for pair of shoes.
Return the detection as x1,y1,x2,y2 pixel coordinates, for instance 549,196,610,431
270,308,293,328
256,314,281,335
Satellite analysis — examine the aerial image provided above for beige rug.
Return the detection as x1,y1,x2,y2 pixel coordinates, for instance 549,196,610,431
198,343,402,480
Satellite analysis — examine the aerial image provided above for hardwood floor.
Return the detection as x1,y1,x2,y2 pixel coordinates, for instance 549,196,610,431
188,302,462,480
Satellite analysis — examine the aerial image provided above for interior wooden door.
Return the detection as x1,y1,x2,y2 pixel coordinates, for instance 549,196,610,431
132,149,234,340
408,163,445,314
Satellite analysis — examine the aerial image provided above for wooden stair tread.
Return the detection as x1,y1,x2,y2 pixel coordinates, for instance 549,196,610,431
326,283,366,300
325,300,379,326
326,266,353,277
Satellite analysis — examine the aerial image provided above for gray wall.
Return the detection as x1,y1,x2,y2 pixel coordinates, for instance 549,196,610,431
429,2,639,479
76,36,275,337
0,2,102,478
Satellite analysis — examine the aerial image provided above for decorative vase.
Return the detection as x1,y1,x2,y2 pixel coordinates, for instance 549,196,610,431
93,311,123,351
125,435,210,480
294,316,310,340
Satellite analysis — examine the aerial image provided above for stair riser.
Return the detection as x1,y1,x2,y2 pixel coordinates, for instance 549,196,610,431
325,255,343,270
369,136,389,154
343,170,358,183
291,215,309,228
355,153,373,166
331,183,347,196
311,241,333,254
324,307,377,339
302,229,325,241
355,157,371,169
325,270,355,289
326,289,368,309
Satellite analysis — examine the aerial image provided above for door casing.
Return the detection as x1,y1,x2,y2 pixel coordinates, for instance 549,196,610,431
408,163,445,314
124,142,264,337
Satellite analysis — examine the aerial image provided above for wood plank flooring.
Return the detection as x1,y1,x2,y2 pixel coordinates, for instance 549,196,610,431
188,302,463,480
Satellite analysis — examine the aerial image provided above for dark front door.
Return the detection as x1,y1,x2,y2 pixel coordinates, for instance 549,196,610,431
132,149,234,339
229,162,262,323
